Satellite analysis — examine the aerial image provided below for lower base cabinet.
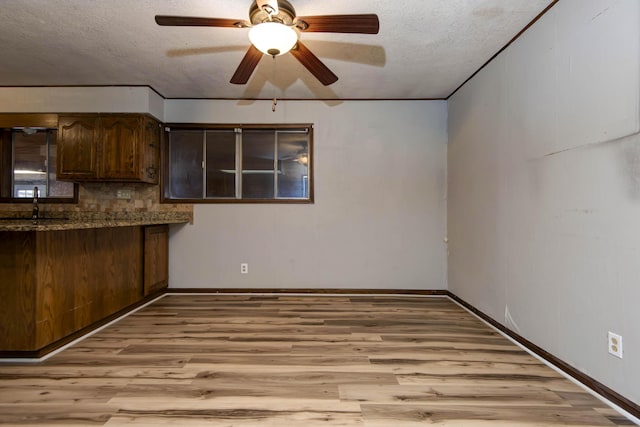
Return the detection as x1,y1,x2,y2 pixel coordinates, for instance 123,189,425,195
144,225,169,296
0,225,169,354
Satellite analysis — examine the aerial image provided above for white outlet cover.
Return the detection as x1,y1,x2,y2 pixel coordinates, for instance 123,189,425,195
116,189,132,199
608,332,623,359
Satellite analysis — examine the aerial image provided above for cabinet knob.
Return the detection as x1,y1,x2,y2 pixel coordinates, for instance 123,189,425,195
146,167,157,179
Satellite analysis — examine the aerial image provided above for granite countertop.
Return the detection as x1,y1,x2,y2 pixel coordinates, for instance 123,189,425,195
0,211,192,232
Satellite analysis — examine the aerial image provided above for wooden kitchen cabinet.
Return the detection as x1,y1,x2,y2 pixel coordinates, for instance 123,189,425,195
57,114,160,183
0,226,143,354
100,115,143,180
57,115,99,180
143,224,169,296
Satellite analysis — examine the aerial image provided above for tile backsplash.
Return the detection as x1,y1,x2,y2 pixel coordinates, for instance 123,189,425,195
1,182,193,217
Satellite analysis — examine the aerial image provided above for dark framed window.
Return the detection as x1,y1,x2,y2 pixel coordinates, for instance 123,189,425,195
163,124,313,203
0,127,78,203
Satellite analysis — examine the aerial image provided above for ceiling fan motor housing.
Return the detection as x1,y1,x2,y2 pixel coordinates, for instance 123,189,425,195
250,0,296,25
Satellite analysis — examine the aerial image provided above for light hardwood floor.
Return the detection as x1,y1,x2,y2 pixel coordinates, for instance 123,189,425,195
0,295,636,426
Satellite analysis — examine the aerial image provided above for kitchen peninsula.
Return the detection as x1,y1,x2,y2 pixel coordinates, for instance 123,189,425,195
0,211,191,357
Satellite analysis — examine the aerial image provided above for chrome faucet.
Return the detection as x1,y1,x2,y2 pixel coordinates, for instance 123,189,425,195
32,186,39,223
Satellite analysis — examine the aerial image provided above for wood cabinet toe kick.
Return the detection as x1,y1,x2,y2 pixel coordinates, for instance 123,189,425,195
0,224,169,357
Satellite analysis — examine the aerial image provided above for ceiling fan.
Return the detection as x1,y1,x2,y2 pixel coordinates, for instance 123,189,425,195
155,0,379,86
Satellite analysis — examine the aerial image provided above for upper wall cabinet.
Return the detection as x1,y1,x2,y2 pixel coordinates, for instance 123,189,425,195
57,114,161,183
57,115,99,181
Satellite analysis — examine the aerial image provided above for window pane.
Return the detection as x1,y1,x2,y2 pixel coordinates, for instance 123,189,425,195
170,130,203,198
163,125,313,203
277,131,309,199
12,129,73,198
13,130,47,198
205,131,236,198
242,130,275,199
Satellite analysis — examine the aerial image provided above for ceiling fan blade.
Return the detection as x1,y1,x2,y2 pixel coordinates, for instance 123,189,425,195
230,45,263,85
155,15,246,28
296,14,379,34
290,41,338,86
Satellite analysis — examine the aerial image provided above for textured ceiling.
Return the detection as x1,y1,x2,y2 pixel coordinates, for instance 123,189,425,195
0,0,554,100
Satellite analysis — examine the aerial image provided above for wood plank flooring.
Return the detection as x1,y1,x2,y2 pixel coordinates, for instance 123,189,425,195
0,295,636,426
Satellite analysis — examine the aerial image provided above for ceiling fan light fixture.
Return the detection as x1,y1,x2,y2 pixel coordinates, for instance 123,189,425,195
248,22,298,56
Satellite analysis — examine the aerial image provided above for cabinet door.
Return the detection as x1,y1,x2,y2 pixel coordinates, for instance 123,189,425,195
57,116,98,180
141,116,160,184
99,115,142,180
143,225,169,296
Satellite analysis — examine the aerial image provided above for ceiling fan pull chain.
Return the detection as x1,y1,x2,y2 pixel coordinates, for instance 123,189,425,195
272,55,278,112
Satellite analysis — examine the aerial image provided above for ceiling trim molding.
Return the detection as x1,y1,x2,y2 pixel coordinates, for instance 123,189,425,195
162,97,447,101
446,0,560,100
0,84,167,100
0,85,447,101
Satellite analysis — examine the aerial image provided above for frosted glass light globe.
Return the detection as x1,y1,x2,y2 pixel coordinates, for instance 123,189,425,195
249,22,298,56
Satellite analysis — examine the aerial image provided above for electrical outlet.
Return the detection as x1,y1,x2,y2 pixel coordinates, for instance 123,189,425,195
116,189,132,199
608,332,623,358
240,263,249,274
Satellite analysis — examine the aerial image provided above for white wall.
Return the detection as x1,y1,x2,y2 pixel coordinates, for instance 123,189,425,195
0,86,164,119
0,88,446,291
166,100,448,290
448,0,640,404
